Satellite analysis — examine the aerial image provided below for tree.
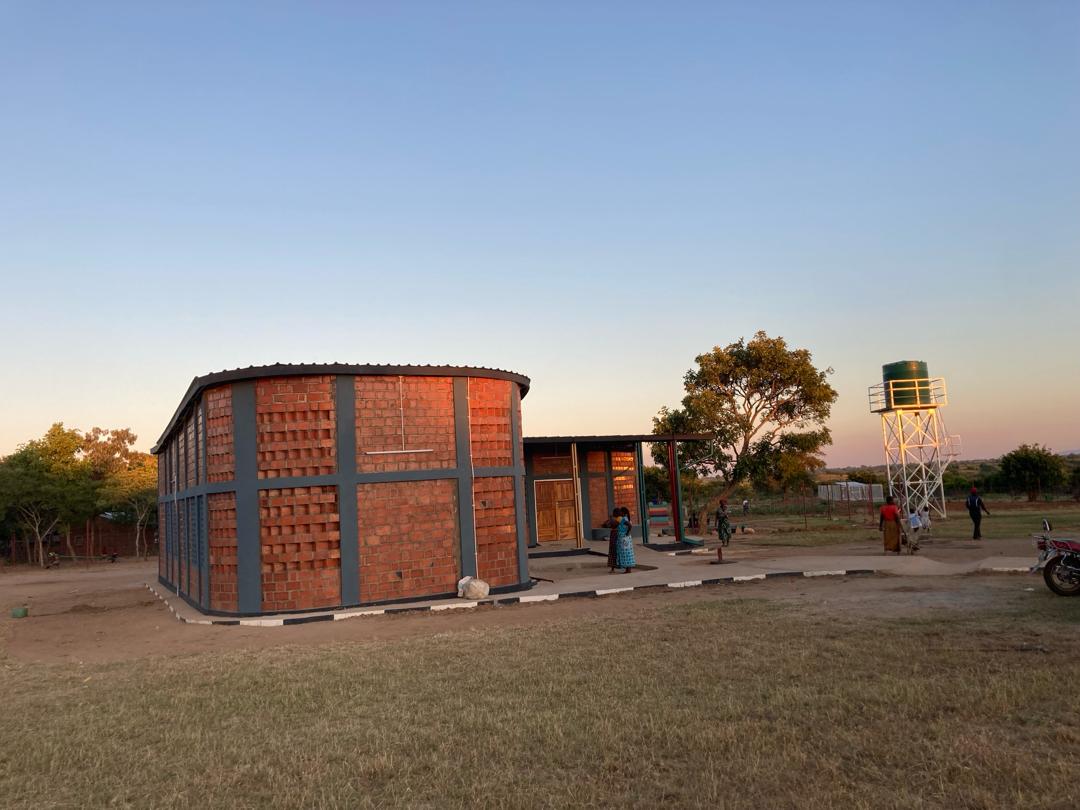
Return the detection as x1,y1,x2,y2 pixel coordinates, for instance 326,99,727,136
642,466,669,503
741,431,828,495
81,427,137,477
80,427,139,559
653,332,838,497
942,469,972,497
998,444,1066,501
104,452,158,559
677,471,725,532
0,424,151,566
0,424,97,567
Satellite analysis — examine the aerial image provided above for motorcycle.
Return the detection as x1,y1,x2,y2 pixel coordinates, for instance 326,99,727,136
1031,519,1080,597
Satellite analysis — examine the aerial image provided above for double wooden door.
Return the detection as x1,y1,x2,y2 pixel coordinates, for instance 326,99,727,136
535,480,579,542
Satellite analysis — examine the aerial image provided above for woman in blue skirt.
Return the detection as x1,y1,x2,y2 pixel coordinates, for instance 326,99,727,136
615,507,635,573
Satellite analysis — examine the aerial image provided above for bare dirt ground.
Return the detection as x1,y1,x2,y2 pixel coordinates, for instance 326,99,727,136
0,557,1049,666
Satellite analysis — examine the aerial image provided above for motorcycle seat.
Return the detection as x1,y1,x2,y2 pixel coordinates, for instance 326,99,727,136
1048,538,1080,553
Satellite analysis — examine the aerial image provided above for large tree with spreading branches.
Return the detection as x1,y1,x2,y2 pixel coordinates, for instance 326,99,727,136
998,444,1066,502
653,331,837,497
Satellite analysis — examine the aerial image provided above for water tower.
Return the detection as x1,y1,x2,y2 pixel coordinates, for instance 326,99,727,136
868,361,960,518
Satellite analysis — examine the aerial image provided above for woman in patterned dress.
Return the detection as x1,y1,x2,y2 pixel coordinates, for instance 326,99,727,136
615,507,635,572
604,509,620,572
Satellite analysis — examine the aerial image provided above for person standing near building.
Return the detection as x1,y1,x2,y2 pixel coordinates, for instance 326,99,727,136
966,487,990,539
879,495,902,554
615,507,635,573
603,509,621,573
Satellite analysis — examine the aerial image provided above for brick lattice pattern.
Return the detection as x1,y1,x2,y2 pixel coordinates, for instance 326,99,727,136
613,476,639,523
357,479,459,602
185,415,197,487
256,376,336,479
196,402,205,483
474,476,518,587
259,486,341,612
469,378,513,467
589,476,609,527
355,376,456,473
204,385,235,482
611,450,639,522
208,492,239,612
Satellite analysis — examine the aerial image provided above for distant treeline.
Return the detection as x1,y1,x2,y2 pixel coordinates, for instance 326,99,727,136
830,449,1080,501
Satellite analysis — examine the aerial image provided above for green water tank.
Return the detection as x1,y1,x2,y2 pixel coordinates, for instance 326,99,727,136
882,360,930,409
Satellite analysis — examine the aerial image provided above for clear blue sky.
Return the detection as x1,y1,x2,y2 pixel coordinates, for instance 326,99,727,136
2,1,1078,464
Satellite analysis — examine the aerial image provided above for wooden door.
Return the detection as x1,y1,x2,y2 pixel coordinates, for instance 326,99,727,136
535,480,579,542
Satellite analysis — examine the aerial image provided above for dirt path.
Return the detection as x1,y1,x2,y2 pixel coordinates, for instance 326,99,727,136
0,559,1049,665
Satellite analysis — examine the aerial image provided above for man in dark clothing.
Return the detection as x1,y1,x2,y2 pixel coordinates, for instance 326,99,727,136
966,487,991,539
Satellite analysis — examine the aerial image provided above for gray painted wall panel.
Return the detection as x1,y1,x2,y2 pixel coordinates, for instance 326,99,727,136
232,382,262,613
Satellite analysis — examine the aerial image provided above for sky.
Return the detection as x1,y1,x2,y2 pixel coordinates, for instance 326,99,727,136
1,1,1078,465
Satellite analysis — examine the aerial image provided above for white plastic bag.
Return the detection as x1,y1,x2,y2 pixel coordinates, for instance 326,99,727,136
456,576,490,600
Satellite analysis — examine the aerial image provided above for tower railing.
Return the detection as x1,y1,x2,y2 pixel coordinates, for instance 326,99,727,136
868,376,948,413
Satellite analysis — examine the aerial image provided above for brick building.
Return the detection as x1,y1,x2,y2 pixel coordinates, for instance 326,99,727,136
153,364,530,616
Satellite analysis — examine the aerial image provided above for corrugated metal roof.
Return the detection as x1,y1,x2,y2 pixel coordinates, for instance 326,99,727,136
153,363,531,453
523,433,711,444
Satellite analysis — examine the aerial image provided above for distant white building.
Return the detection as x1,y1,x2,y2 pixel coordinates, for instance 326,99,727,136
817,481,884,504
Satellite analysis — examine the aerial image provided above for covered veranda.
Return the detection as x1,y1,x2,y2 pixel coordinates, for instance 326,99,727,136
522,433,707,549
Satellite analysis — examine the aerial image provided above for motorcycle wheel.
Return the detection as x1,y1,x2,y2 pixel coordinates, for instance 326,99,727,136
1043,558,1080,597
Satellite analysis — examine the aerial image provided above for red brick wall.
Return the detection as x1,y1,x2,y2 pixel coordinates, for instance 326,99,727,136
586,451,606,473
356,479,459,602
514,389,524,471
256,376,336,479
355,376,456,473
589,476,609,528
613,475,639,524
474,476,518,587
185,415,196,486
155,371,527,613
208,493,238,612
611,450,639,523
196,402,205,483
259,486,341,612
176,424,187,491
204,385,235,482
469,378,512,467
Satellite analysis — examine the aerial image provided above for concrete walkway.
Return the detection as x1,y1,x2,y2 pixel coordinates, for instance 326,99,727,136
147,542,1036,628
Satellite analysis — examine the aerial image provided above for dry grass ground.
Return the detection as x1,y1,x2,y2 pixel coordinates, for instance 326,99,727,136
726,505,1080,550
3,575,1079,809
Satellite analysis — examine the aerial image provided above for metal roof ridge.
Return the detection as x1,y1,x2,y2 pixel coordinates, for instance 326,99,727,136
152,363,531,453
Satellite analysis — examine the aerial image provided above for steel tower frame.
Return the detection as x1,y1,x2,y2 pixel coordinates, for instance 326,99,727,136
869,377,960,518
